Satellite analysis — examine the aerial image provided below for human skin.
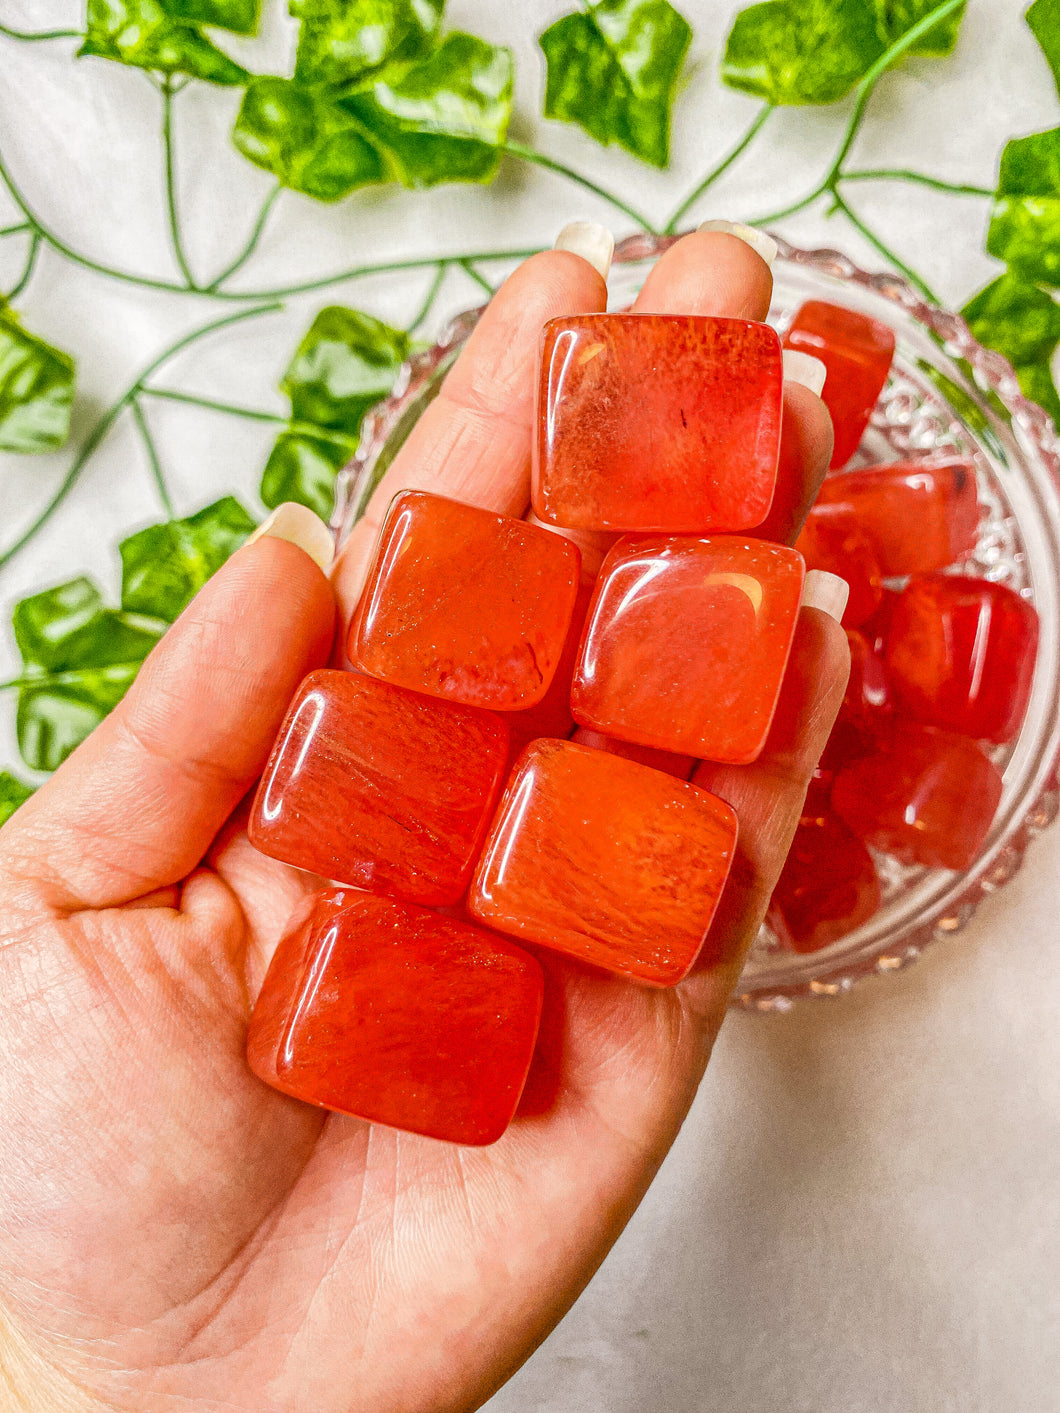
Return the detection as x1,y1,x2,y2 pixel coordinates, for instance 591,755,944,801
0,230,846,1412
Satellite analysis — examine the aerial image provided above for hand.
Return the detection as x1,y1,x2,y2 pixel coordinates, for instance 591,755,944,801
0,230,846,1413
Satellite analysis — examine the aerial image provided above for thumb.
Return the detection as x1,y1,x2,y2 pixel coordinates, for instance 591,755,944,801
0,506,335,911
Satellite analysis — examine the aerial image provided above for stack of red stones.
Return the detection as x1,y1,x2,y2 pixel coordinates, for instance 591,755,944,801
770,301,1040,954
246,310,807,1145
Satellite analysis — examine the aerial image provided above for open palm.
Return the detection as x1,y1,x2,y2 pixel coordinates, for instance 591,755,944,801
0,231,845,1413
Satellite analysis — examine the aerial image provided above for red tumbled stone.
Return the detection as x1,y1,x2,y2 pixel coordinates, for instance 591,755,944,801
348,491,580,710
469,739,738,986
884,574,1039,744
842,629,893,732
830,724,1003,870
816,458,980,576
784,300,895,467
249,670,508,906
504,578,595,762
572,535,804,764
770,812,881,953
533,313,783,532
247,890,543,1146
795,504,883,627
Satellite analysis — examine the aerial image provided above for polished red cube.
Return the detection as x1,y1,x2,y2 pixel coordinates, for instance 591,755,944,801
348,491,581,711
570,727,695,780
884,574,1039,743
503,578,594,761
572,535,805,764
469,740,738,986
249,670,508,906
784,300,895,467
841,629,893,732
795,504,883,627
816,459,979,575
533,313,783,532
770,812,881,953
247,890,543,1145
830,724,1003,870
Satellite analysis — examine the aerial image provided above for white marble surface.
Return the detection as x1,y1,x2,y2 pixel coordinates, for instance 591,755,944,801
1,2,1058,1409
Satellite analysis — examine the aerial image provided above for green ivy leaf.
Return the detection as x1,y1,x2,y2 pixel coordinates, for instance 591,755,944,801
872,0,966,57
12,578,162,772
233,77,387,200
341,32,514,187
1027,0,1060,97
1010,358,1060,425
260,429,353,520
79,0,249,85
0,304,76,454
119,496,256,623
722,0,883,105
539,0,691,167
161,0,260,33
292,0,444,90
986,127,1060,284
963,273,1060,426
0,771,34,827
281,307,410,433
963,272,1060,368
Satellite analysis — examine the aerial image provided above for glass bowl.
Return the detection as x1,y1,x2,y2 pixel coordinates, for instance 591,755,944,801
334,232,1060,1010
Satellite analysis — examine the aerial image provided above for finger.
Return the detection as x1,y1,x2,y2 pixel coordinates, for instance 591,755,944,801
680,602,850,1017
1,529,336,911
332,244,609,621
757,380,834,545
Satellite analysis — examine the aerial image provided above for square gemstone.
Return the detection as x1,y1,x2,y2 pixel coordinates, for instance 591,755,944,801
815,458,980,575
783,300,895,467
533,313,783,532
247,889,543,1146
249,670,508,906
883,573,1038,743
469,739,738,986
571,535,805,765
348,491,581,710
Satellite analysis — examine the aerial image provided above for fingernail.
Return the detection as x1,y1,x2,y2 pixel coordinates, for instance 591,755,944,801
553,221,615,280
245,503,335,573
697,219,777,269
783,350,828,397
801,569,849,623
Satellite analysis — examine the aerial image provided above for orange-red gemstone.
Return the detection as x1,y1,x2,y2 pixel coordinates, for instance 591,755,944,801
249,670,508,906
770,812,881,953
570,727,695,780
884,573,1038,743
815,458,979,576
504,578,595,761
830,724,1003,870
571,535,805,764
533,313,783,532
783,300,895,467
469,739,738,986
348,490,581,710
247,890,543,1145
795,504,883,627
841,628,893,732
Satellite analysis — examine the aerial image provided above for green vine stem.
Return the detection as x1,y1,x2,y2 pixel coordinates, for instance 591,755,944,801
206,182,282,293
161,76,197,291
405,262,450,334
842,168,993,197
5,230,41,300
233,247,543,301
457,258,495,297
0,25,81,42
829,190,940,302
664,103,774,234
501,141,658,233
0,221,31,239
0,302,281,573
139,387,288,423
130,397,175,519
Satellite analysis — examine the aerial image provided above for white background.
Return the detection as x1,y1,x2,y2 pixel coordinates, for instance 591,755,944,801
2,2,1059,1410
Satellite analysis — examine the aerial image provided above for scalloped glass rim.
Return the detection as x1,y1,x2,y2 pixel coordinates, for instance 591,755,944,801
335,232,1060,1012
